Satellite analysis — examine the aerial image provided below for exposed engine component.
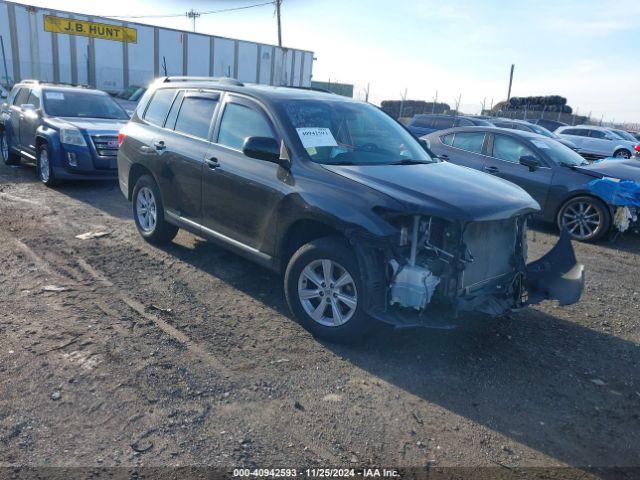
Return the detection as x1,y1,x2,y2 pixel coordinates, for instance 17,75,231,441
389,260,440,310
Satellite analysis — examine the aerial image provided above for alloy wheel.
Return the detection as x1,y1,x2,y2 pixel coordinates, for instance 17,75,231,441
297,259,358,327
136,186,157,233
39,149,50,183
1,135,8,161
614,150,631,159
561,200,602,240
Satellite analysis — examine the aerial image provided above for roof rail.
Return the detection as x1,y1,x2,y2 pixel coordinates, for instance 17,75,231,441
285,85,334,94
161,76,244,87
20,79,40,84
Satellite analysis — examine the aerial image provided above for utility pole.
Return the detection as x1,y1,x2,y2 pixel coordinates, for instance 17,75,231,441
0,35,9,85
431,90,438,114
364,82,370,102
481,97,486,115
506,64,515,104
275,0,282,47
186,9,200,33
454,93,461,115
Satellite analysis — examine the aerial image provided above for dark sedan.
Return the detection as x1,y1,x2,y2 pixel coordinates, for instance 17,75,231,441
424,126,640,242
406,114,492,137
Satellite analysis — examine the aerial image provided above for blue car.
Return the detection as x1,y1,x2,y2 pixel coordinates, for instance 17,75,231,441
406,114,492,137
0,80,128,186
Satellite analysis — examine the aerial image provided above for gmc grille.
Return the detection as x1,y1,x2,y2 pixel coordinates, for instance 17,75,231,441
91,135,119,157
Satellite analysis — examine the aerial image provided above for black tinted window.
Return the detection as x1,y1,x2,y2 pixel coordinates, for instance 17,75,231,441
217,103,274,150
432,117,455,129
452,132,485,153
14,88,30,106
144,89,176,126
589,130,606,139
492,135,538,163
174,96,218,140
562,128,588,137
411,116,432,128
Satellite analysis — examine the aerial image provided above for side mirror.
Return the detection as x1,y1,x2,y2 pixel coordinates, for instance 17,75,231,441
1,102,8,111
519,155,540,171
20,103,35,111
242,136,288,167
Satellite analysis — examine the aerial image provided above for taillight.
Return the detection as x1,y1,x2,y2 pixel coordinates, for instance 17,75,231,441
117,132,126,146
635,144,640,152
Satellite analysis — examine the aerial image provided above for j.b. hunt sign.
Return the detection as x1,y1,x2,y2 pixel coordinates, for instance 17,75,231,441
44,15,137,43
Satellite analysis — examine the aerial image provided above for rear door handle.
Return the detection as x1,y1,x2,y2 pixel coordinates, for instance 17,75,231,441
153,140,166,150
484,165,499,174
205,157,219,169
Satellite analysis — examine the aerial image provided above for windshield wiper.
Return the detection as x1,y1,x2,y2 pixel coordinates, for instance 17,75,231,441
390,159,431,165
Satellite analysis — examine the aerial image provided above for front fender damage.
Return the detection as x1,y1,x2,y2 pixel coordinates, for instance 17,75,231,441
525,229,584,306
347,216,584,330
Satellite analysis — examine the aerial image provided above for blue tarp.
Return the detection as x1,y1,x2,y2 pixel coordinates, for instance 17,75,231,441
588,178,640,207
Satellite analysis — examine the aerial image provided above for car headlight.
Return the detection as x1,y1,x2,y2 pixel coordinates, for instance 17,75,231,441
60,128,87,147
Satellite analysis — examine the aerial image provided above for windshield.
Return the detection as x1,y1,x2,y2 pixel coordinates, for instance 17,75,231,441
611,129,636,142
281,100,435,165
530,138,588,166
527,123,555,138
43,90,129,120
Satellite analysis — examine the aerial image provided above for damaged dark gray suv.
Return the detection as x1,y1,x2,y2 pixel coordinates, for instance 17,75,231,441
117,77,584,341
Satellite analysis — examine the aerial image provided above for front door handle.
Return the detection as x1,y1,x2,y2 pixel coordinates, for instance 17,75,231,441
205,157,219,169
153,140,166,150
484,165,499,174
439,153,449,160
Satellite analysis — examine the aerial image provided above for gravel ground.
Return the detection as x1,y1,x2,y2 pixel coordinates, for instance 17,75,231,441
1,161,639,476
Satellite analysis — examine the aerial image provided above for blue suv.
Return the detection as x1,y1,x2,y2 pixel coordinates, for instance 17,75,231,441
0,80,128,186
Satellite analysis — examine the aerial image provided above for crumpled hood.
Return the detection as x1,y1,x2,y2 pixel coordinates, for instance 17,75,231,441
48,117,127,134
574,159,640,181
322,161,540,222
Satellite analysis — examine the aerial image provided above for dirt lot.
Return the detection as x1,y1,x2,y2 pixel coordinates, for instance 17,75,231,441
1,160,639,474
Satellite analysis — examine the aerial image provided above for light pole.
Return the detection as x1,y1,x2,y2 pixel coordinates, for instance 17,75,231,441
186,9,200,32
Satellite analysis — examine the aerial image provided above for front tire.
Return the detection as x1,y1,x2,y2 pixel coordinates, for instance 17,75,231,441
557,196,611,242
37,143,58,187
1,131,20,165
132,174,178,245
613,149,631,159
284,237,369,342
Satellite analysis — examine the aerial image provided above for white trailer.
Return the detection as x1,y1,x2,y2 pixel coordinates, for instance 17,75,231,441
0,0,314,91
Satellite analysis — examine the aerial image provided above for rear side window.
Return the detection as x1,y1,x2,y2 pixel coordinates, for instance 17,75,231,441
492,135,538,164
174,96,218,140
14,88,30,106
452,132,485,153
589,130,606,139
441,134,454,146
144,89,176,126
217,103,275,150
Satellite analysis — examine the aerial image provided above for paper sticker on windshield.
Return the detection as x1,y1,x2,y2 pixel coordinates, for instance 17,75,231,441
45,92,65,100
296,128,338,148
531,140,550,149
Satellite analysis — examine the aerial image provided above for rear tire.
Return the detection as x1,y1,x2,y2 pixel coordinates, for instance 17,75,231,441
284,236,369,342
557,196,610,242
132,174,178,245
613,149,631,159
37,143,59,187
1,131,20,165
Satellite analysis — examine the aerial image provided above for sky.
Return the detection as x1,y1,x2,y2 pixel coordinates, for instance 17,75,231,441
13,0,640,124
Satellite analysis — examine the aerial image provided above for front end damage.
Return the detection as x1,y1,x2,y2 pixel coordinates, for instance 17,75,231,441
351,214,584,329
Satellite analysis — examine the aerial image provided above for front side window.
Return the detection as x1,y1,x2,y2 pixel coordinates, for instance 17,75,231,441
410,116,431,128
529,138,588,167
217,102,275,150
27,90,40,109
143,89,176,126
43,90,128,119
452,132,485,153
589,130,606,139
492,134,538,164
14,88,30,106
174,96,218,140
441,134,454,146
281,100,434,165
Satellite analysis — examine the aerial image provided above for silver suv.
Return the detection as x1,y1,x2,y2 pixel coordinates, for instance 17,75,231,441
556,125,638,159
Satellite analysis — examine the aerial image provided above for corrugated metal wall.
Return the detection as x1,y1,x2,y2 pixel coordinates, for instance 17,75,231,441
0,0,314,90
